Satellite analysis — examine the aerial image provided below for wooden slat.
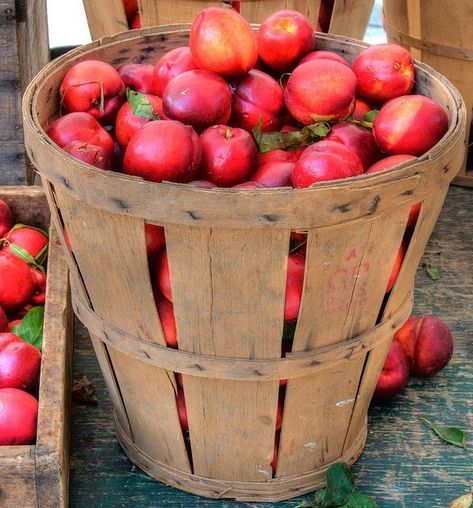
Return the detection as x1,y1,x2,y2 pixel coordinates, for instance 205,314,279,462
83,0,128,39
329,0,375,39
0,446,37,508
165,225,288,481
54,189,191,472
276,208,409,476
139,0,222,26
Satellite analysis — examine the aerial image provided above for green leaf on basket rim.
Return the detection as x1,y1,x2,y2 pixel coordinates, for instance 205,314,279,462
422,418,467,449
252,121,331,154
126,88,160,120
426,265,442,281
15,306,44,351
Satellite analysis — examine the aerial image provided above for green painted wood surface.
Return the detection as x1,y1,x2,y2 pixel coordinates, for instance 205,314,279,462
69,186,473,508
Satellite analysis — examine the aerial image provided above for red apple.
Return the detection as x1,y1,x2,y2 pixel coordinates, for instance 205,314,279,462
300,50,349,67
352,98,373,121
373,95,449,156
163,70,231,132
292,140,363,187
123,120,201,183
284,59,356,124
284,253,305,322
326,123,383,170
386,243,405,293
352,43,415,104
0,333,41,391
250,161,294,188
258,10,314,72
395,315,453,377
366,154,416,174
318,0,334,32
154,249,172,302
155,295,178,348
63,141,112,170
0,200,12,238
0,251,35,311
118,63,155,94
145,223,165,258
123,0,138,23
60,60,125,124
190,7,258,77
200,125,257,187
47,112,114,156
153,47,198,97
0,388,38,445
129,11,141,29
373,340,409,399
230,70,285,133
0,307,7,332
115,93,163,148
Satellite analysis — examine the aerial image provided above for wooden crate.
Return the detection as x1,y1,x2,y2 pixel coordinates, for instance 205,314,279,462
0,0,49,185
83,0,374,40
22,27,465,501
0,187,71,508
383,0,473,187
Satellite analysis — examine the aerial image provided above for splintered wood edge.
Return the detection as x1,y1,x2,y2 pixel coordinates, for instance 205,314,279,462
113,413,367,502
72,291,412,381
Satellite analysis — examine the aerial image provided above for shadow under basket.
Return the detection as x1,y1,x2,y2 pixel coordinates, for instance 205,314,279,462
22,27,465,502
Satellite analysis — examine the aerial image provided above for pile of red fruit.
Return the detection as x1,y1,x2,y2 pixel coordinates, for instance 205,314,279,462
374,315,454,399
48,6,452,471
0,199,49,446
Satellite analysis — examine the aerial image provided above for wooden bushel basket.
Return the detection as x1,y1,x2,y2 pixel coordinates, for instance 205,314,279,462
22,27,465,502
383,0,473,187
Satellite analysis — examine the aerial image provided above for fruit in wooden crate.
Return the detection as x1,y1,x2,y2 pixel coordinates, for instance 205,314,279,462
162,69,232,132
292,140,363,187
394,315,453,377
257,9,314,72
144,224,165,259
373,340,410,399
373,95,449,156
0,388,38,445
153,47,198,97
325,122,383,170
284,59,357,124
250,161,295,188
155,296,178,349
189,7,258,77
154,249,172,303
352,44,415,104
200,125,257,187
386,244,405,293
118,63,155,94
284,253,305,322
0,251,35,311
123,0,138,23
115,93,163,149
6,225,48,259
60,60,126,124
300,50,349,66
63,141,112,170
123,120,202,183
0,333,41,391
0,200,12,238
230,69,286,132
48,112,114,156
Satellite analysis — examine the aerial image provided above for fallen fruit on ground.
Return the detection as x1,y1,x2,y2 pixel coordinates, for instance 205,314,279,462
373,340,409,399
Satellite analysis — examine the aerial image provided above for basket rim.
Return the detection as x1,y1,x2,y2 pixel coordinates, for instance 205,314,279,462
22,27,467,228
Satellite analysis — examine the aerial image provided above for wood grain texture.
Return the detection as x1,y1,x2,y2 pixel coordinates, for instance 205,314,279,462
165,226,288,481
383,0,473,186
83,0,128,39
329,0,375,39
68,186,473,507
0,187,71,508
53,188,191,472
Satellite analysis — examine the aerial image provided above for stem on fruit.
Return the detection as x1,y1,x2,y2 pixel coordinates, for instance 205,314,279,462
61,81,105,113
225,128,234,140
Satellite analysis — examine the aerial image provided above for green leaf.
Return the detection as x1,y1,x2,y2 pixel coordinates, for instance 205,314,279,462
422,418,466,448
426,266,442,281
16,306,44,350
344,493,379,507
8,243,38,267
252,122,331,154
35,243,49,267
126,88,160,120
363,109,379,124
321,462,356,506
11,323,20,334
